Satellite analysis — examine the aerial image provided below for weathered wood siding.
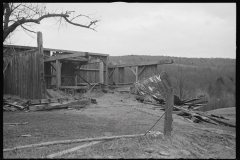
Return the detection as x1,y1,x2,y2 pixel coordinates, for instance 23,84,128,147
3,49,45,99
108,65,158,84
76,55,108,85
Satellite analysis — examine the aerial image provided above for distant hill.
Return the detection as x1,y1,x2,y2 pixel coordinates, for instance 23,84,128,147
109,55,235,69
109,55,236,111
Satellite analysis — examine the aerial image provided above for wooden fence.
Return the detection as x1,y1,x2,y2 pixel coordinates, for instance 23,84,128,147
3,48,45,99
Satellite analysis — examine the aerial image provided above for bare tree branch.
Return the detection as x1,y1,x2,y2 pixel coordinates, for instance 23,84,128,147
20,24,37,34
3,3,101,43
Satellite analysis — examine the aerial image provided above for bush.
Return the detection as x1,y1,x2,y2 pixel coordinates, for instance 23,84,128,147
200,92,235,111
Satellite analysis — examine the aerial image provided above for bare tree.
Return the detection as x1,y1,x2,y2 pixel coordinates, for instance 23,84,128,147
3,3,100,43
175,68,192,100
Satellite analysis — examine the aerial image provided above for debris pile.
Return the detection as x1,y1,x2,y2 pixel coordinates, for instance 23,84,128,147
133,72,235,128
3,95,29,111
3,89,97,112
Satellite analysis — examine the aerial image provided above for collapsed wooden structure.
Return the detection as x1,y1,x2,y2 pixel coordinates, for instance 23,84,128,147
3,32,109,99
108,60,173,85
3,32,174,100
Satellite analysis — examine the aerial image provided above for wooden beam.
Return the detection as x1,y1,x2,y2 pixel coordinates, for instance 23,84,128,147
129,67,136,76
105,56,109,85
3,44,109,57
136,66,138,82
78,83,101,86
37,32,46,99
88,59,100,64
76,72,91,85
99,61,104,84
50,63,56,71
108,60,174,68
56,60,61,88
77,68,103,71
44,53,87,62
59,86,88,89
74,64,81,86
138,66,146,76
60,57,88,63
108,68,116,78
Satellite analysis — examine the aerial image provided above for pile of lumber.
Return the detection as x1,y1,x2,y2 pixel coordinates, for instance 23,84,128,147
3,96,97,112
173,105,235,127
3,99,27,111
28,97,95,111
133,73,235,128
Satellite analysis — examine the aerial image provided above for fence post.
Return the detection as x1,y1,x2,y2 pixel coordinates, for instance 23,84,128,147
164,87,173,136
37,32,46,98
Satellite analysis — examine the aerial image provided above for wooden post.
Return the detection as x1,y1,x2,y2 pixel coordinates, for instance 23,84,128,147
74,74,77,86
118,67,124,83
135,66,138,82
99,61,104,84
56,60,61,89
164,87,173,136
37,32,46,98
105,56,109,85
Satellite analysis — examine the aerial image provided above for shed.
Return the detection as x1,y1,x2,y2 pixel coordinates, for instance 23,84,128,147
3,44,109,99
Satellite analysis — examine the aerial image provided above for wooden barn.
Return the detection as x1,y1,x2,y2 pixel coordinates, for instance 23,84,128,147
3,33,109,100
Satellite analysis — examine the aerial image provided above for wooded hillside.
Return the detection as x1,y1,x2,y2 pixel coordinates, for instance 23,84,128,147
109,55,236,111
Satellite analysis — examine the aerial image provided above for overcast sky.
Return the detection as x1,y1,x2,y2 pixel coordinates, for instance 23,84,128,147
10,3,236,58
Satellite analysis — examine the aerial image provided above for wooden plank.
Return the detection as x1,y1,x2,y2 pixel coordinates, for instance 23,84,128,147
60,57,88,63
59,86,88,89
76,72,90,85
108,68,115,78
138,66,146,76
105,56,109,85
26,54,29,98
108,60,174,68
33,50,37,98
16,55,19,96
30,52,33,99
13,55,16,95
44,53,87,62
135,66,138,82
4,102,24,109
19,55,22,97
99,61,104,84
23,54,26,98
77,68,102,71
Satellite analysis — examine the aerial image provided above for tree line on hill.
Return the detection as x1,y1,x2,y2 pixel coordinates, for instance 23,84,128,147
109,55,235,111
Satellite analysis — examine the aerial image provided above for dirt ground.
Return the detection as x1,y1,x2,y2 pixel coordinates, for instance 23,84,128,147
3,91,236,158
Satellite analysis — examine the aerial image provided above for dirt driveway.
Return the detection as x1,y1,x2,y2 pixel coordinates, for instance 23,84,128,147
3,92,236,158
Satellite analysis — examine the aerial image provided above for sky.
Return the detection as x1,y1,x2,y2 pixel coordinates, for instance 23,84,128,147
7,3,236,58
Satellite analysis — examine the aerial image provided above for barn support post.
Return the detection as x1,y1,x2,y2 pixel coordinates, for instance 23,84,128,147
135,66,138,82
105,56,109,85
56,60,61,89
37,32,46,98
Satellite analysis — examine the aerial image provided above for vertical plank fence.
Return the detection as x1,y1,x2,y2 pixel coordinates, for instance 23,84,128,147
3,48,45,99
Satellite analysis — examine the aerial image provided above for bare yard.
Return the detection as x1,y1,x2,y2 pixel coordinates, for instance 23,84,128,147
3,92,236,158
